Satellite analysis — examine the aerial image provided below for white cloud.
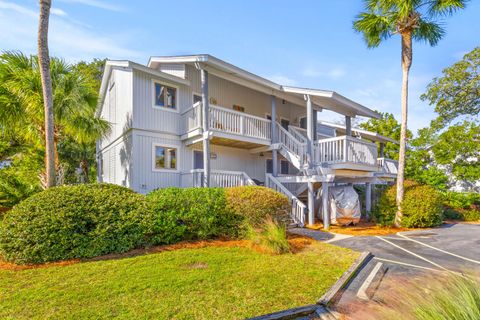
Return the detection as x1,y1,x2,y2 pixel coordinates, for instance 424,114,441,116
302,66,346,80
58,0,124,12
51,8,67,16
0,1,141,61
267,74,297,86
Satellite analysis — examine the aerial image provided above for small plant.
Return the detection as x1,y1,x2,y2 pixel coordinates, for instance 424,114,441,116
247,218,290,254
378,275,480,320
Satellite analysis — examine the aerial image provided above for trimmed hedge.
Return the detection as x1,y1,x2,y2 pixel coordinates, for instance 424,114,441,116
0,184,149,264
0,185,291,264
145,186,291,243
145,187,240,243
225,186,290,227
374,181,443,228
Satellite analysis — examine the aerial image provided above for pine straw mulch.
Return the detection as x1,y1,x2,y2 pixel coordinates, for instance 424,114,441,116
0,234,315,272
306,221,415,236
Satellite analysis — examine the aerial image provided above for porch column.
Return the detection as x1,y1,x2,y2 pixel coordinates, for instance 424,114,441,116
345,116,352,136
271,95,278,177
201,68,211,187
306,95,315,225
365,182,372,219
379,143,385,158
306,95,314,167
322,182,330,229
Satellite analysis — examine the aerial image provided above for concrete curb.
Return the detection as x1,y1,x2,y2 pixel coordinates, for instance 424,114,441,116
247,304,319,320
248,252,372,320
318,251,372,306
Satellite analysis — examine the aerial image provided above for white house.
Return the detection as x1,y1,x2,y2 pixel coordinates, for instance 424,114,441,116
96,54,398,228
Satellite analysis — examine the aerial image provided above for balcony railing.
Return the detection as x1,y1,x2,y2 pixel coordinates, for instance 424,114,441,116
314,136,378,167
377,157,399,175
181,169,256,188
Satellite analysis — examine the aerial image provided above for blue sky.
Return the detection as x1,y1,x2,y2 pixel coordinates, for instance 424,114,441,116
1,0,479,133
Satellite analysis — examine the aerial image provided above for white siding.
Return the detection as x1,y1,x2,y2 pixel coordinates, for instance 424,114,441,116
100,133,132,187
158,63,185,79
132,70,191,135
99,67,133,149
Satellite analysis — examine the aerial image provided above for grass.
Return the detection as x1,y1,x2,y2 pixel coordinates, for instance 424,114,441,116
0,240,358,320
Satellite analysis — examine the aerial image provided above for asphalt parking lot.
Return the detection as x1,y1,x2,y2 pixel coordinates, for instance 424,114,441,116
329,223,480,314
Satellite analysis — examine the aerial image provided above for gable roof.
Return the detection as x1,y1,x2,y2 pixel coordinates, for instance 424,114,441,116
148,54,381,119
319,121,398,144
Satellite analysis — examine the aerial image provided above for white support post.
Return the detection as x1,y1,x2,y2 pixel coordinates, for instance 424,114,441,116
345,116,352,136
201,68,210,187
308,181,315,226
306,95,313,168
322,182,329,230
271,95,278,177
365,182,372,219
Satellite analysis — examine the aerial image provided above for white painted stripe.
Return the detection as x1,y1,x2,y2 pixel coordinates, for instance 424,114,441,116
373,257,443,272
396,233,480,265
375,236,450,272
357,262,383,300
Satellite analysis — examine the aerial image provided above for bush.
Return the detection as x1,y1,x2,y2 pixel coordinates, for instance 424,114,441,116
373,181,443,228
0,184,149,264
146,186,291,243
442,192,480,221
146,187,241,244
247,218,290,254
225,186,290,227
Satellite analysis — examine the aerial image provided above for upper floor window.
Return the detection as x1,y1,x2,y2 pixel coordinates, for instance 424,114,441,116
193,93,202,105
154,82,176,109
153,145,177,170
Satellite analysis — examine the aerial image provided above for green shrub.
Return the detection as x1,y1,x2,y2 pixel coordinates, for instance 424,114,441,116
442,192,480,221
146,187,241,243
225,186,290,227
0,184,149,264
373,181,443,228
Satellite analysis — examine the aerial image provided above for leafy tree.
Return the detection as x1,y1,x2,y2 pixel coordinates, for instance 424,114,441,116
353,0,467,227
432,121,480,181
360,111,412,160
0,52,109,187
422,47,480,127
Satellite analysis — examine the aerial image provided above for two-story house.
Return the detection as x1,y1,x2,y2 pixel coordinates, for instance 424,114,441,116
97,54,398,229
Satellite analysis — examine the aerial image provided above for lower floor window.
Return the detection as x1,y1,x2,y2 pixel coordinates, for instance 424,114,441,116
266,159,289,174
154,145,177,170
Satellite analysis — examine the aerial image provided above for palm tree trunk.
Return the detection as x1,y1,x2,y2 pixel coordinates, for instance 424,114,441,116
395,31,412,227
38,0,55,188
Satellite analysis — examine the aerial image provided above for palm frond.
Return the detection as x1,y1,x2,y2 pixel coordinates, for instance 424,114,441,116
413,19,446,46
427,0,468,17
353,12,396,47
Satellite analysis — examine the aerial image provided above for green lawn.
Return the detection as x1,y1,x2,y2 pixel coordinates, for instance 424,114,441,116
0,242,358,320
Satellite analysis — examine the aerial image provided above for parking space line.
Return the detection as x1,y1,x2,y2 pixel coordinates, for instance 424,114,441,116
375,236,450,272
373,257,443,272
397,233,480,265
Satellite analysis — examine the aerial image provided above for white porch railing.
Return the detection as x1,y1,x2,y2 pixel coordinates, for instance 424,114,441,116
378,158,398,175
209,105,271,141
181,169,256,188
288,125,308,143
183,102,202,133
314,136,377,166
276,123,307,165
265,174,306,226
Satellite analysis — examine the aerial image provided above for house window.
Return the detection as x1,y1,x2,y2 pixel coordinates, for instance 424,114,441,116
154,145,177,170
266,159,273,174
193,94,202,105
280,119,290,130
154,82,176,109
300,117,307,129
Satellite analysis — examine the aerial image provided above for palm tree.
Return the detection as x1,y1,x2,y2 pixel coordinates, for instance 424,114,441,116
38,0,55,187
353,0,467,227
0,52,110,187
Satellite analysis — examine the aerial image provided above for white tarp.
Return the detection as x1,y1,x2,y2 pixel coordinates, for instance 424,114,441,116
318,185,361,226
